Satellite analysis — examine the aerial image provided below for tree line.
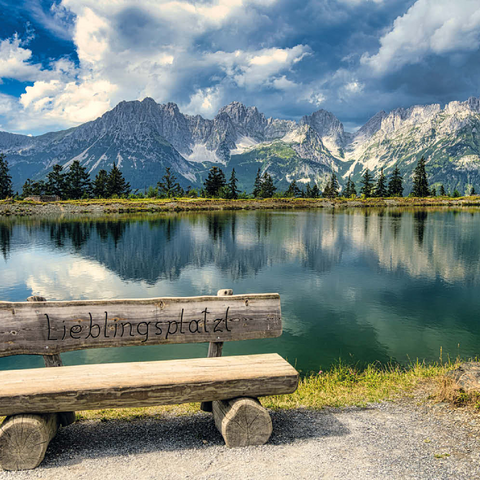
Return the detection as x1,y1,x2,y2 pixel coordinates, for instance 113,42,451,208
0,152,476,200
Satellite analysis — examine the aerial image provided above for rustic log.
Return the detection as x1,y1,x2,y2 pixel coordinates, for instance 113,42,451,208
0,294,282,356
26,296,76,427
201,289,231,412
0,414,58,471
0,354,299,416
212,397,273,447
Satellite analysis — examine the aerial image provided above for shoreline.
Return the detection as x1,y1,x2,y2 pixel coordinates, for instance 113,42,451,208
1,197,480,217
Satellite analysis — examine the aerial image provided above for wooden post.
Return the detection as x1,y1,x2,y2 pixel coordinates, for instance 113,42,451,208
26,296,75,427
200,289,232,412
212,397,273,447
0,414,58,470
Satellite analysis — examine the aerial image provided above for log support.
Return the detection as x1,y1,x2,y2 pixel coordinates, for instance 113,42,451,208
200,288,231,412
212,397,273,448
27,296,76,428
0,414,59,471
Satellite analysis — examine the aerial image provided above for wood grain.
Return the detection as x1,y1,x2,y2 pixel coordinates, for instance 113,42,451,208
212,397,272,447
0,294,281,357
0,414,58,470
26,296,76,427
0,354,299,416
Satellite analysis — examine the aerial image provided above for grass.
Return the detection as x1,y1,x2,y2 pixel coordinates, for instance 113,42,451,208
74,359,462,422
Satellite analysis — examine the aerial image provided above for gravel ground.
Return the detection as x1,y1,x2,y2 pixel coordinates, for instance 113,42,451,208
1,398,479,480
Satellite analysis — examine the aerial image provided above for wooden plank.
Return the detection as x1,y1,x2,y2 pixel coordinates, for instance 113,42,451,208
0,354,299,416
0,294,281,357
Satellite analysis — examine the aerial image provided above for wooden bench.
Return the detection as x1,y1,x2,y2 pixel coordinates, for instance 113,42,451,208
0,289,299,470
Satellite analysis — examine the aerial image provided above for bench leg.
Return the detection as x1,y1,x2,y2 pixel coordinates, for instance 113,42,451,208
0,413,59,471
212,397,273,448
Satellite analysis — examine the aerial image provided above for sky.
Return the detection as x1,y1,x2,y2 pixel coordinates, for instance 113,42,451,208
0,0,480,135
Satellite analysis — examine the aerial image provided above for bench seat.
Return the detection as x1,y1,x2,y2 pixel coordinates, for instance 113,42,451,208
0,354,298,416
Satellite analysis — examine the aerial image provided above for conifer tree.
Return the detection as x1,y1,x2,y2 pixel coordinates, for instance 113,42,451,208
22,179,45,197
452,189,460,198
374,168,388,197
430,187,436,196
412,157,429,197
157,167,182,198
387,165,403,197
260,171,276,198
360,169,374,197
311,184,321,198
93,170,109,198
439,185,446,196
285,179,301,197
323,173,339,198
470,187,476,196
107,162,131,198
0,153,13,200
252,168,263,197
343,175,357,197
227,169,240,199
204,166,226,197
46,164,66,198
66,160,91,199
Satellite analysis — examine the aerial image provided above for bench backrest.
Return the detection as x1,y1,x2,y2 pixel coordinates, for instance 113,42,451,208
0,292,281,357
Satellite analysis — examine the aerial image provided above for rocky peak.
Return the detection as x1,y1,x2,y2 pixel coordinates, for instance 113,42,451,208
354,111,387,140
300,109,345,141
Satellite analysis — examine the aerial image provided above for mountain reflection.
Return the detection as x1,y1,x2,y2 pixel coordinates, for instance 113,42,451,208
2,208,480,372
1,209,480,285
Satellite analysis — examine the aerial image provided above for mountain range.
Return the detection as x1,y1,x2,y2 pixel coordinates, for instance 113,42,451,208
2,96,480,194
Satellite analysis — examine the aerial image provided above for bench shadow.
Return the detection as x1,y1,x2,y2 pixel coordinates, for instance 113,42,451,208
41,409,350,468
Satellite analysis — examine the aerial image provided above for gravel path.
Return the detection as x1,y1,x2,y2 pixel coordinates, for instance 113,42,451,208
1,399,479,480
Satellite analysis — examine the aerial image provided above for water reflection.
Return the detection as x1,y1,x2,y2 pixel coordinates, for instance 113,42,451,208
1,208,480,372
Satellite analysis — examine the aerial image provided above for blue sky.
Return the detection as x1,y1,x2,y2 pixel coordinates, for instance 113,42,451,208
0,0,479,135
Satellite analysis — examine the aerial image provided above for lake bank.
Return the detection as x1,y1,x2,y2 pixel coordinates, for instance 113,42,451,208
1,196,480,217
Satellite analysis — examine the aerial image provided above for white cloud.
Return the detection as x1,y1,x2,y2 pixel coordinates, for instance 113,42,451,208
0,34,44,82
362,0,480,74
0,0,314,132
182,85,223,117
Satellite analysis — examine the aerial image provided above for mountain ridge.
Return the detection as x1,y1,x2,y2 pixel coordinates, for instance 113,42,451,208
2,96,480,194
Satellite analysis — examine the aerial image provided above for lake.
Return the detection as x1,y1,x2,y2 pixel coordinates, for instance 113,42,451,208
1,208,480,373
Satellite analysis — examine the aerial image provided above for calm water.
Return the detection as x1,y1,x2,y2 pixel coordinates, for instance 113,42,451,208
1,208,480,373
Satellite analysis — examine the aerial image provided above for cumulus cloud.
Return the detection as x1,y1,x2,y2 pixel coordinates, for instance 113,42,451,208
0,34,44,82
362,0,480,74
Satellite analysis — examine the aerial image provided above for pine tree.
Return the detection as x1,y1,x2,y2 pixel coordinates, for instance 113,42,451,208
452,189,460,198
412,157,429,197
107,162,131,198
66,160,91,199
374,168,388,197
439,185,446,196
252,169,263,198
260,172,276,198
285,179,301,197
311,184,321,198
46,164,66,198
430,187,437,196
157,167,182,198
93,170,109,198
323,173,339,198
227,169,240,199
470,187,476,196
343,175,357,197
387,165,403,197
22,179,45,197
204,166,226,197
0,153,13,199
360,169,374,197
